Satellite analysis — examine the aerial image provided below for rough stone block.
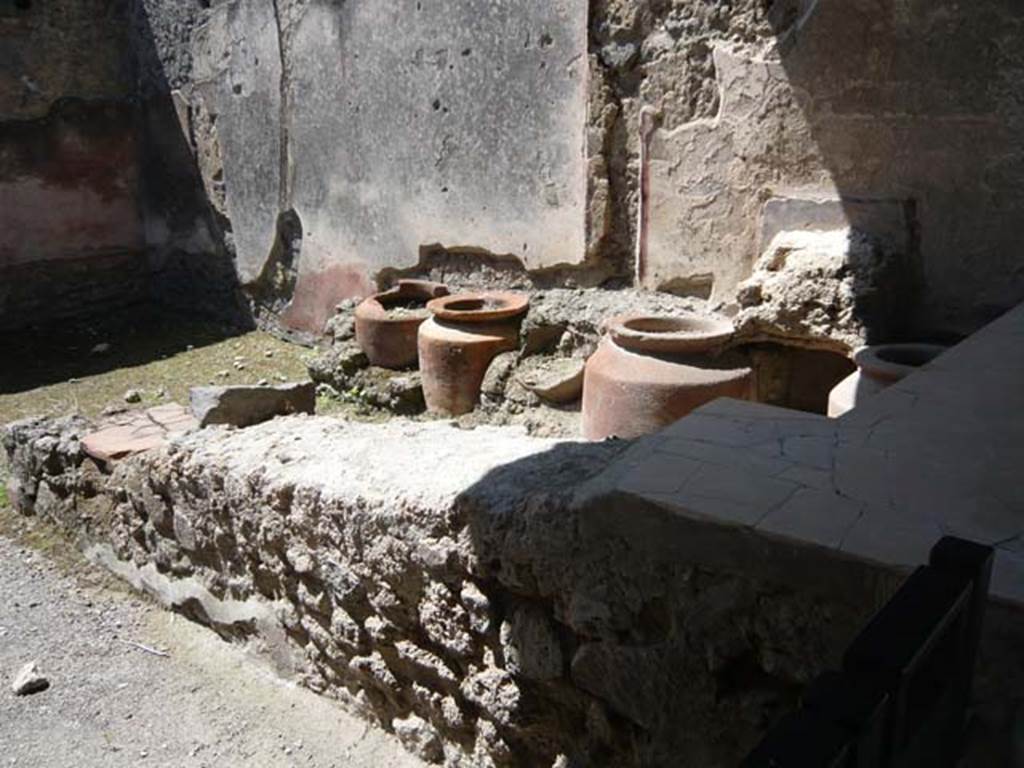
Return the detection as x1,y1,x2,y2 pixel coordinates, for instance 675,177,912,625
189,382,315,428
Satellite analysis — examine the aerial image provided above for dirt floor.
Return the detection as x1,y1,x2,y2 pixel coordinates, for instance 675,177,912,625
0,505,423,768
0,308,313,424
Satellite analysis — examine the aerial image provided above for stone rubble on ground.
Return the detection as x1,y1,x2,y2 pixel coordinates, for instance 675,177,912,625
12,661,49,696
515,357,585,404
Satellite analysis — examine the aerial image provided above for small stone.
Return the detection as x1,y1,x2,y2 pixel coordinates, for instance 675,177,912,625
599,41,638,72
123,389,143,404
12,661,49,696
392,713,443,763
264,350,274,358
258,379,269,386
500,604,563,681
155,387,169,399
516,357,585,404
481,352,519,400
216,370,230,379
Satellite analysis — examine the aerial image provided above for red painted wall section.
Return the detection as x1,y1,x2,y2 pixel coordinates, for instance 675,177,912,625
0,102,143,269
281,262,374,335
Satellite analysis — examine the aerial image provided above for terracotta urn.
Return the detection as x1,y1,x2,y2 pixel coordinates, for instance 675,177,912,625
418,292,529,416
581,314,753,440
355,279,449,369
827,343,946,417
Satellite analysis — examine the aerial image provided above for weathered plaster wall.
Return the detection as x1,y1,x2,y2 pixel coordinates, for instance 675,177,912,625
143,0,590,333
612,0,1024,337
6,0,1023,340
0,1,145,328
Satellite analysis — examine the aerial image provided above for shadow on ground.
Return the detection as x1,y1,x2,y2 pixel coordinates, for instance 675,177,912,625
0,305,245,395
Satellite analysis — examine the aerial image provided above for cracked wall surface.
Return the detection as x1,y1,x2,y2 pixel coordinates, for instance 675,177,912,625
140,0,589,334
626,0,1024,336
4,0,1024,342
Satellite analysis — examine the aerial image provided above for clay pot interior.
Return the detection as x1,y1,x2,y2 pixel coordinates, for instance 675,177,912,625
608,313,735,356
354,280,450,369
427,292,529,324
372,280,449,319
853,343,947,382
375,293,431,316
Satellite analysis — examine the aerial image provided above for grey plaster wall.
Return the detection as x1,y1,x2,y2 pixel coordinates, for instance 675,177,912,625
158,0,589,333
7,0,1023,341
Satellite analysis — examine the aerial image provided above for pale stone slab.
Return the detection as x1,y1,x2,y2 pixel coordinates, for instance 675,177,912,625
991,552,1024,606
605,303,1024,606
839,512,945,570
617,452,702,497
757,488,862,550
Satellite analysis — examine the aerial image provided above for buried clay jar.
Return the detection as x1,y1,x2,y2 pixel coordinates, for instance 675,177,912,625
418,292,529,416
355,280,450,369
827,343,947,417
581,313,753,440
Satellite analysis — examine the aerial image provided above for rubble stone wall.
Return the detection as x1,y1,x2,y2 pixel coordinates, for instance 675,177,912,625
5,415,1024,766
0,415,928,765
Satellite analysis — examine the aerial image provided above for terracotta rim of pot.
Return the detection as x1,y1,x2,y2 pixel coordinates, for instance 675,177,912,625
853,343,947,382
606,313,735,354
356,280,450,323
427,291,529,324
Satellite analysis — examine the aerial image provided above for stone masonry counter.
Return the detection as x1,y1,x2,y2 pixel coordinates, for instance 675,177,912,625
604,302,1024,608
5,413,888,766
7,303,1023,764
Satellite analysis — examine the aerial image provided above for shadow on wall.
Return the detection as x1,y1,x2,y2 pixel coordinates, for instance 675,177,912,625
0,1,251,333
450,437,877,767
129,2,252,328
448,432,1024,766
765,0,1024,337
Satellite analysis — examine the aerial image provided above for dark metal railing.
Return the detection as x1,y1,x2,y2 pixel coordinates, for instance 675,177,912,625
742,536,994,768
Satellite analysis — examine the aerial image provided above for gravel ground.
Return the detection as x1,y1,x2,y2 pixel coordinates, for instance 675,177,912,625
0,513,422,768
